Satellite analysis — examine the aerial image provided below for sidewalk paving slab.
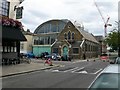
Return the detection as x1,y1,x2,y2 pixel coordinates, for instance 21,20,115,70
0,58,99,77
1,62,60,77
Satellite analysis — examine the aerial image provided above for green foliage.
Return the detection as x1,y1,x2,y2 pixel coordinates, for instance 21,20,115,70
105,30,118,50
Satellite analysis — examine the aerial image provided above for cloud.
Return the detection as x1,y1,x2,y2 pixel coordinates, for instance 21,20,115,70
20,0,119,35
28,9,50,19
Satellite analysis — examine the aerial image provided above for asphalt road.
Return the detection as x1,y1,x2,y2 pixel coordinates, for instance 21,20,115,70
2,60,109,88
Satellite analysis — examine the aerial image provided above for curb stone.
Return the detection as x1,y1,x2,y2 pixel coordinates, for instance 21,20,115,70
2,65,60,77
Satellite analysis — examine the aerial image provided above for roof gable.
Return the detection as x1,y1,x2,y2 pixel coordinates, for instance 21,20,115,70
57,21,82,40
75,26,99,43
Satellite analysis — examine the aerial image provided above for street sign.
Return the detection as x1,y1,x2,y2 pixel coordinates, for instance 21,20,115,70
16,6,23,19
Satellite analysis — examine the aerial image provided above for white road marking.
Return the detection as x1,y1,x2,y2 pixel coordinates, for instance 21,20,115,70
63,67,79,72
52,70,59,72
78,71,88,74
60,65,65,67
71,67,84,73
44,67,103,75
73,60,87,63
93,69,103,74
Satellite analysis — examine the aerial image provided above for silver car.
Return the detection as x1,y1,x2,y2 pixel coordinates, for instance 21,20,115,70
110,57,120,64
114,57,120,64
88,64,120,90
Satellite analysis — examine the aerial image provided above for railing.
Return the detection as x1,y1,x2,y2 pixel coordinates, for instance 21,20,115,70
20,56,31,64
2,52,20,65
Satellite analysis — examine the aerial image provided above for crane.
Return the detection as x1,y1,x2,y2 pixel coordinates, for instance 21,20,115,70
94,0,112,37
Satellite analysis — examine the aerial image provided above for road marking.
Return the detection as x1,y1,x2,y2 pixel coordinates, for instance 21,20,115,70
73,60,87,63
78,70,88,74
71,67,84,73
44,67,103,75
60,65,65,67
52,70,59,72
93,68,103,74
63,67,79,72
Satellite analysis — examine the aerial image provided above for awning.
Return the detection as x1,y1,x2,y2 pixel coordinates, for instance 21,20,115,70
1,25,27,41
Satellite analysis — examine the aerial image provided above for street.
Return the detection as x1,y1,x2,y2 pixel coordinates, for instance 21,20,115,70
2,59,109,88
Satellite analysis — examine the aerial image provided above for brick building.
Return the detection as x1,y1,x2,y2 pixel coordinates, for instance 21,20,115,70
33,19,99,60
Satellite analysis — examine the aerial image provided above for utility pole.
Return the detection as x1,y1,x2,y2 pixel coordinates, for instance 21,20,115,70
114,20,120,57
118,20,120,57
118,1,120,57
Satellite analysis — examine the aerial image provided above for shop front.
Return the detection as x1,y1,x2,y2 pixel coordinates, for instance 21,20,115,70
1,25,26,65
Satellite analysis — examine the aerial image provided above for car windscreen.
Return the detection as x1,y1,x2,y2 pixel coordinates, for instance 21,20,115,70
89,73,120,89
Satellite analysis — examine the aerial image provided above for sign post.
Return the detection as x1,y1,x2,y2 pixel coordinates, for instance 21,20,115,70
118,2,120,57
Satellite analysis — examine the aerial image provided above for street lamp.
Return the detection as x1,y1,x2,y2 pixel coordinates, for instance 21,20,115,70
118,1,120,57
118,21,120,57
115,20,120,57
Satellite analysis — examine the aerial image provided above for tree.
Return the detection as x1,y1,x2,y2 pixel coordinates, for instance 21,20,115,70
105,29,118,50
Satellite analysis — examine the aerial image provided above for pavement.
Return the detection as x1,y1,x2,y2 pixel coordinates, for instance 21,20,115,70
0,59,60,77
0,58,98,77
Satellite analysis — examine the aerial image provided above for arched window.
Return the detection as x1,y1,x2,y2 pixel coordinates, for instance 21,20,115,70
72,32,74,40
68,31,71,40
64,33,67,39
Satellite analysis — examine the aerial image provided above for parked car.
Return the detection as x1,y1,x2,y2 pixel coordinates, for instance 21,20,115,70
110,57,120,64
28,52,35,58
88,64,120,89
51,53,61,60
20,52,35,58
45,53,61,60
44,54,52,59
100,53,109,62
39,52,49,58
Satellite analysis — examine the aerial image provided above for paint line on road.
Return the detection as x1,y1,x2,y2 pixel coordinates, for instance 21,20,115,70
78,70,88,74
63,67,79,72
51,70,66,73
89,68,103,74
73,60,87,63
71,67,84,73
60,65,65,67
52,70,59,72
92,69,103,74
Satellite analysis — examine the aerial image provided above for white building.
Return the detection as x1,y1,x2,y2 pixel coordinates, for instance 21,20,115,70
1,0,26,65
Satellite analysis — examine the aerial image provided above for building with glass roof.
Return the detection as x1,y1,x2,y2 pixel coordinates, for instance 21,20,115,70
33,19,100,59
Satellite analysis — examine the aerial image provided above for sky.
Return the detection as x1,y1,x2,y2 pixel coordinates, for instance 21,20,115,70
20,0,119,36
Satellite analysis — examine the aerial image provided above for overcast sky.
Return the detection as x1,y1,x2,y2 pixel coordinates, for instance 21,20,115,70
21,0,119,36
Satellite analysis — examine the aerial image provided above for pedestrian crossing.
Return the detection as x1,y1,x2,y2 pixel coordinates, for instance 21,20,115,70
44,67,103,75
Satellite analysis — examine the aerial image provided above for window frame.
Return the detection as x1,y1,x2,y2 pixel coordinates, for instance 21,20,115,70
72,32,75,40
1,0,10,17
68,31,71,40
64,33,67,40
73,47,79,54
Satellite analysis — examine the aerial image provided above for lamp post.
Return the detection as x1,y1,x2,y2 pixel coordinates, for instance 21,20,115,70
115,20,120,57
118,1,120,57
118,20,120,57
